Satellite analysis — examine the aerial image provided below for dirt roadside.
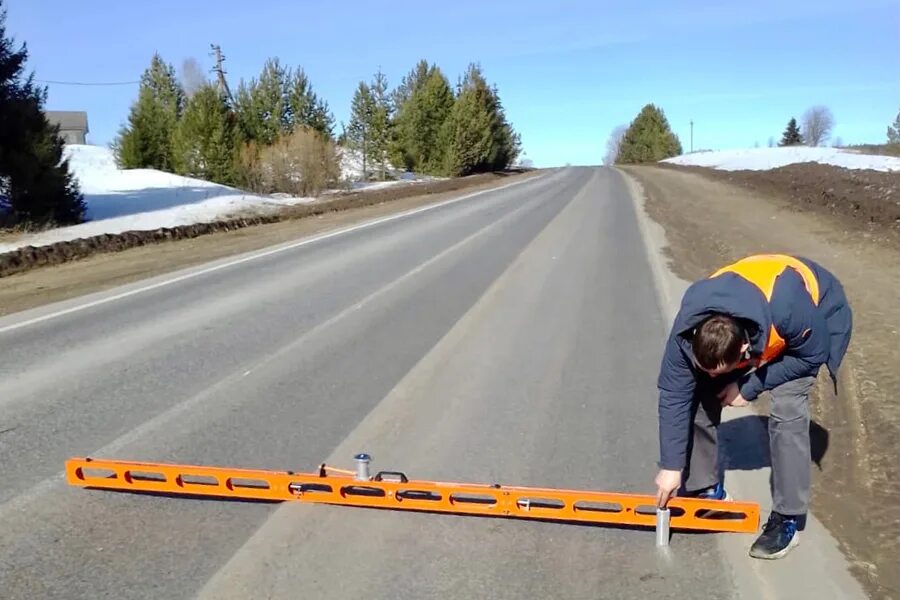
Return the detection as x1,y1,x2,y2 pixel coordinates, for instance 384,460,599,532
0,170,541,317
621,164,899,600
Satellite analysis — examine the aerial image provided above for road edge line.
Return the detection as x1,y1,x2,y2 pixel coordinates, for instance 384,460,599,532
0,172,553,335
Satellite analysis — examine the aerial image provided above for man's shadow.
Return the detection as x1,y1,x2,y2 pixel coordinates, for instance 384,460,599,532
717,415,830,472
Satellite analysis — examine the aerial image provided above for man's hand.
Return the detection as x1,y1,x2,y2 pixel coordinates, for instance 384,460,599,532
655,469,682,508
718,382,749,407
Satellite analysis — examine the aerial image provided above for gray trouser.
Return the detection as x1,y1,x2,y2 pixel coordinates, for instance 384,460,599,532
682,375,816,516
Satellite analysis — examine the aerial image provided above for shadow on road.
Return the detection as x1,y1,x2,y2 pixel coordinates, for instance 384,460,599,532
718,415,829,472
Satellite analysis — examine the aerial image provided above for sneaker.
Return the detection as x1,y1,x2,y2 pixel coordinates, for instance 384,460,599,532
749,512,800,559
681,482,733,518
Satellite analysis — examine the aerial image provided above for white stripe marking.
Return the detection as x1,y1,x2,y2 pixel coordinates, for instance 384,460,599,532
0,175,545,335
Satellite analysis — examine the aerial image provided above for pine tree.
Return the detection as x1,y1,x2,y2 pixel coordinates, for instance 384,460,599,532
0,2,85,225
779,117,804,146
234,58,289,146
442,82,493,176
369,69,393,180
114,53,185,171
393,66,455,174
287,67,334,138
389,60,433,170
173,83,237,185
483,78,520,170
391,59,430,111
615,104,682,163
346,81,375,180
887,109,900,145
441,64,520,175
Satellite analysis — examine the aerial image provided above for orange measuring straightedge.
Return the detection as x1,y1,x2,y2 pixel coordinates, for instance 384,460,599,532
65,455,759,534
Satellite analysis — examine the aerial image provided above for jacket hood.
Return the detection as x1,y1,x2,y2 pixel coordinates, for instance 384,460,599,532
672,272,772,357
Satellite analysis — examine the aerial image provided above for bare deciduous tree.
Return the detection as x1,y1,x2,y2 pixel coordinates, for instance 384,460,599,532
603,124,628,165
239,128,341,197
180,58,207,99
802,105,835,147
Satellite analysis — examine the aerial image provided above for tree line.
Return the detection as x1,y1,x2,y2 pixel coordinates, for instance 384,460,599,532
113,54,521,196
604,102,900,164
0,11,523,230
344,60,520,179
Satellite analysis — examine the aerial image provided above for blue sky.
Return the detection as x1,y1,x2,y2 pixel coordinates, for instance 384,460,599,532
6,0,899,167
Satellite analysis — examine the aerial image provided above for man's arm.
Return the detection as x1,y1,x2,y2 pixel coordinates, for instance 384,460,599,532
739,269,829,400
658,332,698,470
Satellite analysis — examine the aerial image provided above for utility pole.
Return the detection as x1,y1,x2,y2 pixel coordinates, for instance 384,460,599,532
690,120,694,153
209,44,235,104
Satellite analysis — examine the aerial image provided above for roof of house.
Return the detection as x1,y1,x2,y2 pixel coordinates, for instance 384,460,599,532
46,111,89,132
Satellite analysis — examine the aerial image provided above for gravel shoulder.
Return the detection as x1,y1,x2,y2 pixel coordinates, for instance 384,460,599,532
621,163,900,600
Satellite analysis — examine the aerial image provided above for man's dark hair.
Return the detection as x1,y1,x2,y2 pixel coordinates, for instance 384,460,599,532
692,315,744,370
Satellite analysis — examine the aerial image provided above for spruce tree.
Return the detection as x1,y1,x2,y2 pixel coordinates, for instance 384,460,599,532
173,84,237,185
114,53,185,171
442,64,520,175
234,58,289,146
369,69,393,180
887,110,900,145
475,68,520,170
287,68,334,138
442,83,493,176
616,104,683,163
389,60,433,169
391,59,430,111
0,2,85,225
397,67,455,174
346,82,375,180
779,117,804,146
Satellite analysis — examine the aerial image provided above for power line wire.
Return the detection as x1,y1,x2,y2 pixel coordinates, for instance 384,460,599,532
34,79,140,86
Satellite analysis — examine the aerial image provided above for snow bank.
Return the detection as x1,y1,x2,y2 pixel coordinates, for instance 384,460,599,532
662,147,900,172
62,144,315,221
0,145,317,253
337,146,443,189
0,145,445,254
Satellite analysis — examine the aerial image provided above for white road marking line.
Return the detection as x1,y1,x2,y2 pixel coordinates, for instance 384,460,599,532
0,174,547,336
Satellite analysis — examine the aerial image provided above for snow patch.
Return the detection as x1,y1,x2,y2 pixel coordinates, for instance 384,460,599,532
662,147,900,172
0,145,317,253
1,144,446,253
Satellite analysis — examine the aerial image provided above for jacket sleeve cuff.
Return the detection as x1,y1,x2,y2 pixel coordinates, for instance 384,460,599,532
657,459,685,471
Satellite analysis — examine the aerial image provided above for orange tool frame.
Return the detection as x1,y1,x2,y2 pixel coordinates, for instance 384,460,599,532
65,455,759,534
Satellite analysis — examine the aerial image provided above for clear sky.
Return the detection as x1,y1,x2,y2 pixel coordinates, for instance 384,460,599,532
5,0,899,167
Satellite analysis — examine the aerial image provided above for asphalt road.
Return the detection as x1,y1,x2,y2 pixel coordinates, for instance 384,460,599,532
0,168,735,599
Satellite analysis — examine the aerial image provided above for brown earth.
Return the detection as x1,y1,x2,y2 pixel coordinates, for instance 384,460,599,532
621,163,900,600
0,170,540,316
658,162,900,247
0,171,534,279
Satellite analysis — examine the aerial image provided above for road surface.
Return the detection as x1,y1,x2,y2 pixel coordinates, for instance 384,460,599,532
1,168,735,599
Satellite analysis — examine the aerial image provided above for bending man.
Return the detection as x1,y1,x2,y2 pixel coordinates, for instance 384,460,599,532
654,254,852,559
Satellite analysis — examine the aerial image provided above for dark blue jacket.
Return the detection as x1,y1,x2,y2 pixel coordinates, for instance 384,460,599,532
657,256,852,470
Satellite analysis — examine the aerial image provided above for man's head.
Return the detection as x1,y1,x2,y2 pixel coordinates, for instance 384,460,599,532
691,314,749,376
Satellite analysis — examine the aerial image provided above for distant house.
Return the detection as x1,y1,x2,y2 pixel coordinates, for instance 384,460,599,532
46,111,89,144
